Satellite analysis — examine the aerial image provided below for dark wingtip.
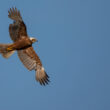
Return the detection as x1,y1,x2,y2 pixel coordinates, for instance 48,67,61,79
38,72,50,86
35,67,50,86
8,7,22,21
40,74,50,86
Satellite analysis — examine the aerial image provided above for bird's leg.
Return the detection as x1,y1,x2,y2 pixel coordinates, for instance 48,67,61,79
6,45,15,51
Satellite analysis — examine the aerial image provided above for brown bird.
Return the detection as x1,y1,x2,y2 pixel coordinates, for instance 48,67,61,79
0,7,49,85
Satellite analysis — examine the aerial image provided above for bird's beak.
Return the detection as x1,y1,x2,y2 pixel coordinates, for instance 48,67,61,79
30,37,38,43
33,38,38,43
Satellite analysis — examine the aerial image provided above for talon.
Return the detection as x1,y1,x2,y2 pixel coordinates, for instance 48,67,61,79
7,47,13,51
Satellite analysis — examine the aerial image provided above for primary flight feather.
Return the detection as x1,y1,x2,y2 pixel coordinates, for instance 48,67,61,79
0,7,49,85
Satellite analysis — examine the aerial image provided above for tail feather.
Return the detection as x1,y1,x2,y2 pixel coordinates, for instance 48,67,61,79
36,66,50,85
0,44,15,58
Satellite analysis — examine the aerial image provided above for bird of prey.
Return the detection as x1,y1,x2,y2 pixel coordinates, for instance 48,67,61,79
0,7,49,85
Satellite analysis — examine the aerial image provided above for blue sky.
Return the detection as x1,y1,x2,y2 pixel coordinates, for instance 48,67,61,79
0,0,109,110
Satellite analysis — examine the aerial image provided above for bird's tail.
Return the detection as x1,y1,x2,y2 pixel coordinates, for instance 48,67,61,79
0,44,15,58
36,66,50,85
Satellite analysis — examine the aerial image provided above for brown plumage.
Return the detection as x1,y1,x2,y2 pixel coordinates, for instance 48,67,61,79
0,7,49,85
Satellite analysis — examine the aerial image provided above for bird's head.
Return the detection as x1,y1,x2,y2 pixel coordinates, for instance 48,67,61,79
30,37,38,43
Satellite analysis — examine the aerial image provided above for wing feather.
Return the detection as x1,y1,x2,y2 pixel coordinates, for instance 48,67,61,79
8,7,22,21
17,47,50,85
17,48,37,70
8,7,28,42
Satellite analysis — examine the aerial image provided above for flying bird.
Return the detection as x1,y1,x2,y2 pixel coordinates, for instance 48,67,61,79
0,7,49,85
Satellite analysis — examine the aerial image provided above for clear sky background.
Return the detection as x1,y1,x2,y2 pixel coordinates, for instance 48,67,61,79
0,0,109,110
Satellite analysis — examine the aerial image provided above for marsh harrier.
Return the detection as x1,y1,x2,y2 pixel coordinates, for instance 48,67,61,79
0,7,49,85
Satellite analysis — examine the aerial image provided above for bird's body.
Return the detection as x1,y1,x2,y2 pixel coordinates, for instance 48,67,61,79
7,37,33,50
0,7,49,85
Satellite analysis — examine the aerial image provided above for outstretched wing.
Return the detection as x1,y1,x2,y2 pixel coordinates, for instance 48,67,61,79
17,47,41,70
17,47,49,85
8,7,28,42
